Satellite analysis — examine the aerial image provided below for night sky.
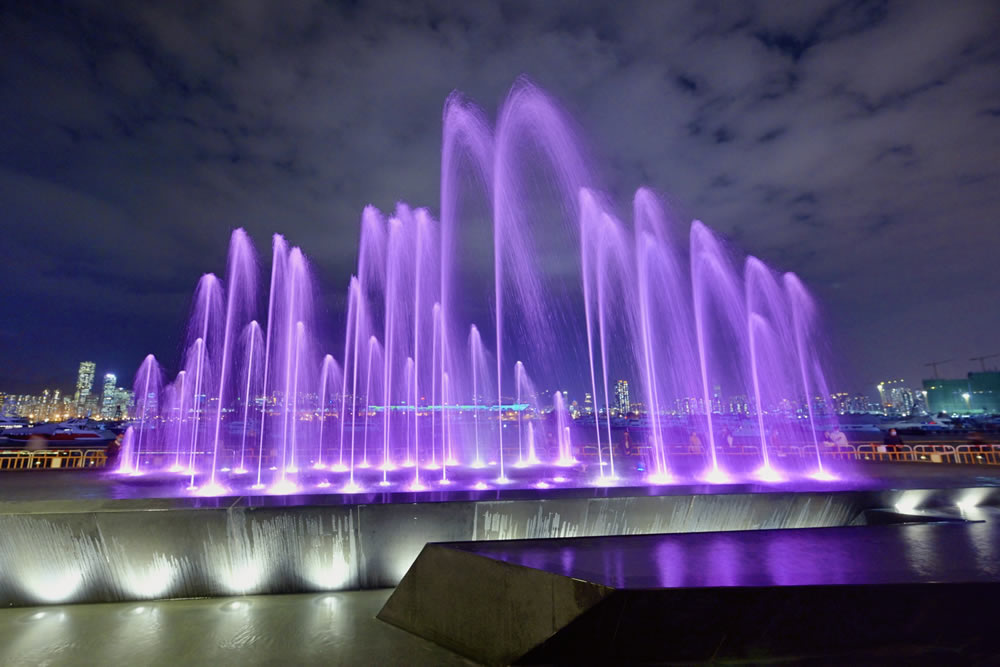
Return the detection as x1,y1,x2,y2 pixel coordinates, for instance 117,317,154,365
1,0,998,395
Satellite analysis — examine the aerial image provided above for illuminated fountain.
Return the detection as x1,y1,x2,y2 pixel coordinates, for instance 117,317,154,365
122,78,840,496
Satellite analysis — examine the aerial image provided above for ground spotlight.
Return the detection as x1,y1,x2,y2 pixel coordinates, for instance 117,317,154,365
646,473,673,485
754,466,784,483
198,482,228,496
702,468,732,484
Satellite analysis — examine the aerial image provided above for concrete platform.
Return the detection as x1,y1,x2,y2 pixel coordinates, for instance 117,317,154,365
1,463,998,607
1,460,998,504
381,508,1000,664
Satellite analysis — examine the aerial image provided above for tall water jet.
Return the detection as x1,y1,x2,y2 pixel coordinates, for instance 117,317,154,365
404,356,414,465
690,222,747,482
745,257,799,480
440,92,493,478
185,273,223,488
127,354,162,474
186,337,206,486
441,371,452,484
288,321,305,474
169,370,187,471
553,391,575,466
358,336,383,472
785,272,836,476
514,361,540,465
345,277,370,475
279,251,301,483
591,207,632,481
269,246,317,489
237,321,262,474
469,325,486,467
209,229,257,489
337,277,361,471
492,77,591,483
410,209,438,474
381,216,406,477
117,427,135,475
579,190,605,476
527,421,538,464
317,354,342,469
429,302,441,470
254,235,287,489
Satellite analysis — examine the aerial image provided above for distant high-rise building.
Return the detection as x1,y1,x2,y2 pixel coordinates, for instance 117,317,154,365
846,394,872,414
877,379,914,416
830,392,849,414
969,372,1000,414
615,380,630,415
923,372,1000,415
75,361,96,406
923,378,971,415
101,373,118,419
114,387,134,419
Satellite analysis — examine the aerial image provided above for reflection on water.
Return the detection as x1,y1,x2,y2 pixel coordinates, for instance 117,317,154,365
466,511,1000,589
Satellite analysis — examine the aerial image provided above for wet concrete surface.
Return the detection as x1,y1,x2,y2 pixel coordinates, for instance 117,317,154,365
0,589,476,666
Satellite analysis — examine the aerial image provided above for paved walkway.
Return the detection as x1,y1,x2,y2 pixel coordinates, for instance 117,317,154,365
0,589,476,666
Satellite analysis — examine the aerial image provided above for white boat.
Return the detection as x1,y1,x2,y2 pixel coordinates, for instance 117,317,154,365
3,418,115,445
0,416,29,431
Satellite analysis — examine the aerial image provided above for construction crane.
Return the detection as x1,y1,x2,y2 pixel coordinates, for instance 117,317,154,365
970,354,1000,372
924,359,953,379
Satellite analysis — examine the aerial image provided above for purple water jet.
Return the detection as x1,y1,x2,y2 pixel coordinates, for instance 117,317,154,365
237,321,263,473
125,79,844,497
209,229,257,488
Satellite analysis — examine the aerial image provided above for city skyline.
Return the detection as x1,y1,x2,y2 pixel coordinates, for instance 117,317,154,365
2,359,134,421
3,345,995,412
1,2,998,394
0,356,959,419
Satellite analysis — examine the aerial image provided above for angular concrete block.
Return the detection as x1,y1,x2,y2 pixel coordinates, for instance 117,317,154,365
378,543,613,665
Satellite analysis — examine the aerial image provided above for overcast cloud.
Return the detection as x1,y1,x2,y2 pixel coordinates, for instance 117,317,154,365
1,0,998,394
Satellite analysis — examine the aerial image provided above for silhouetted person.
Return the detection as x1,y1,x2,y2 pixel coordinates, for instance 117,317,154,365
829,426,849,450
719,427,735,451
104,435,122,469
768,427,781,451
967,431,990,454
883,428,904,452
689,431,703,452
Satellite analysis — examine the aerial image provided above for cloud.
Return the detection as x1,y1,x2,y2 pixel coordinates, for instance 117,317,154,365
0,0,998,392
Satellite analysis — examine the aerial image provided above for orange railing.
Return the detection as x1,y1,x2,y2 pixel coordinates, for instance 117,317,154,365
2,440,998,471
0,448,107,470
573,439,1000,468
